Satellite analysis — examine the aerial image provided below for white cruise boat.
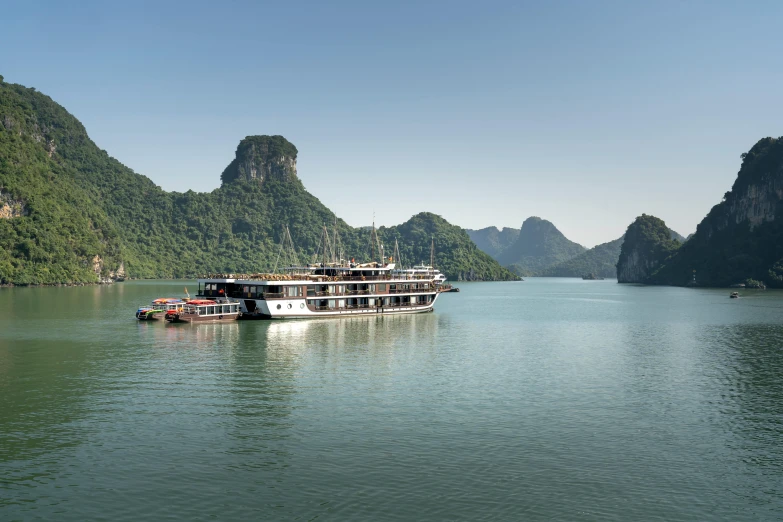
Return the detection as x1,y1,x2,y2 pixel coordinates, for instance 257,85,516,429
197,225,440,319
394,264,447,286
198,262,439,319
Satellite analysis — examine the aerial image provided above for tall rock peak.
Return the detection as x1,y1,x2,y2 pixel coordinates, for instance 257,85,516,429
220,135,298,186
616,214,680,283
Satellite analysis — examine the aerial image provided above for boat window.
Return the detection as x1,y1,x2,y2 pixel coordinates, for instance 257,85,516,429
377,284,386,291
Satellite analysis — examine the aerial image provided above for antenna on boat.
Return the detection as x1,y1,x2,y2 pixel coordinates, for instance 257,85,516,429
430,236,435,267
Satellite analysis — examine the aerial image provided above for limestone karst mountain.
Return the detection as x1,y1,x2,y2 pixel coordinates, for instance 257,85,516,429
0,77,516,284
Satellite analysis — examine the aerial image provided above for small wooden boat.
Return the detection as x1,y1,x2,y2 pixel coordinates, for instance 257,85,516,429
730,292,740,299
135,298,187,321
136,306,165,320
438,284,460,293
165,300,241,323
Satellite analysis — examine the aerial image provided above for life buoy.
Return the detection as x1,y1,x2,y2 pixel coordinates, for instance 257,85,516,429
218,315,223,319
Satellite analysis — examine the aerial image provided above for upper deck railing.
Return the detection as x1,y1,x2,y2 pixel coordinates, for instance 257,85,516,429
201,273,436,283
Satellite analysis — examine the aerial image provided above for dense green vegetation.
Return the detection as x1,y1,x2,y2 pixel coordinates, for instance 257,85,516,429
0,78,515,284
540,237,623,278
616,214,681,283
540,229,684,279
625,138,783,288
381,213,518,281
496,217,585,276
465,226,520,259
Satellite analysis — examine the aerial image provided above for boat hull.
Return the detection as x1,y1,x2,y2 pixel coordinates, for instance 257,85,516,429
239,295,438,320
136,311,163,321
166,313,240,324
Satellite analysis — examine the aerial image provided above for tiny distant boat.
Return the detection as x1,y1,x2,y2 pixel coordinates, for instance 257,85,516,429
730,292,740,299
582,273,605,280
165,300,241,323
135,298,187,321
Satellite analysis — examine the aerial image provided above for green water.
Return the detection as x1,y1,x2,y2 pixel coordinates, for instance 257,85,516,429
1,279,782,521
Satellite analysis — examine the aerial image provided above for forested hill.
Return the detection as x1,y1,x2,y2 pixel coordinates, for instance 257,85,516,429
540,237,624,278
635,137,783,287
0,77,517,284
540,229,685,279
465,226,520,259
496,217,586,276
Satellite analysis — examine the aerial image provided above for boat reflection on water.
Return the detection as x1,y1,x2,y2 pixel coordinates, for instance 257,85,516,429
263,313,440,359
139,319,242,349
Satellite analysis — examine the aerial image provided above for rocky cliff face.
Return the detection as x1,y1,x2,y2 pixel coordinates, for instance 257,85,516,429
698,138,783,239
0,190,28,219
644,136,783,287
220,135,298,186
616,215,681,283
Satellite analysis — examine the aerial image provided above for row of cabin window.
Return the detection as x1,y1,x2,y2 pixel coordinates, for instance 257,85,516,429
239,286,302,297
194,304,239,315
317,295,433,308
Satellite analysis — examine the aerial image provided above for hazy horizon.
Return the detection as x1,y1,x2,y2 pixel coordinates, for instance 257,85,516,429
2,1,781,248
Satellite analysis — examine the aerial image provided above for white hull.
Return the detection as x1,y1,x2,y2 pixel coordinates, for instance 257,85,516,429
237,294,439,319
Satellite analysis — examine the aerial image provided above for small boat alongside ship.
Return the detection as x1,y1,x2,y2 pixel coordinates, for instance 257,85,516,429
135,298,187,320
165,300,242,323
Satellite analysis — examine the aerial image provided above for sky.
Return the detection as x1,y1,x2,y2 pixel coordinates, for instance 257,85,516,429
2,0,782,247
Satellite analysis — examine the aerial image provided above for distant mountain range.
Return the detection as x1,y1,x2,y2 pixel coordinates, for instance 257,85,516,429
468,219,685,278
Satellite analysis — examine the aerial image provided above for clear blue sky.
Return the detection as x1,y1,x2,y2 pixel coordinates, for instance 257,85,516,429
2,0,782,247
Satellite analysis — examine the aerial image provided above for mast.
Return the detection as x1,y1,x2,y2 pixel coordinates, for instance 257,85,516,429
273,225,300,272
370,219,376,263
430,236,434,267
332,216,339,265
322,224,330,267
393,238,402,267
